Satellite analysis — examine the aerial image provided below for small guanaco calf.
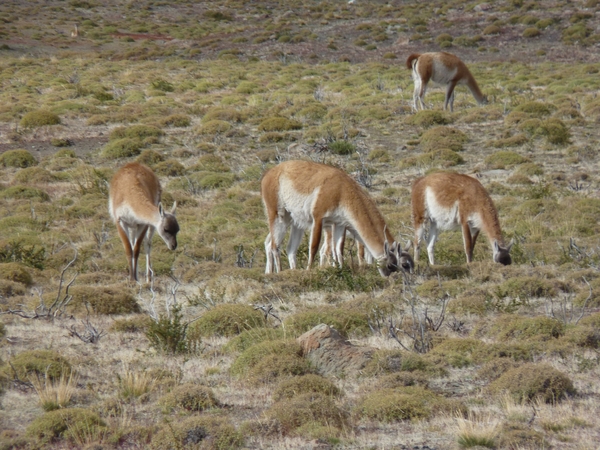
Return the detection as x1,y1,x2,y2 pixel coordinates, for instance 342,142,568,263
411,172,512,266
109,162,179,282
406,51,487,112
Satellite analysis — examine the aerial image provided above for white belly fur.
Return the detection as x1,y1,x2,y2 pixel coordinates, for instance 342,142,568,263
425,188,483,232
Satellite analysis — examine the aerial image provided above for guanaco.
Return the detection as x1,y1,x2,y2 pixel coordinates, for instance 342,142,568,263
109,162,179,282
261,160,413,277
411,172,512,266
406,51,487,112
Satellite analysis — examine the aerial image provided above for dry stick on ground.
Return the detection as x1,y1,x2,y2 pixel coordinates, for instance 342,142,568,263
388,273,448,353
64,304,106,343
546,276,592,325
0,248,78,320
253,304,282,324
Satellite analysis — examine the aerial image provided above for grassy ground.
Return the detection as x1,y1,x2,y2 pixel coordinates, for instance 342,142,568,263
1,0,600,449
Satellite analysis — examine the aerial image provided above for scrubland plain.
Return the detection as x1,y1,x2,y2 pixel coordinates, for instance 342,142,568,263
1,0,600,449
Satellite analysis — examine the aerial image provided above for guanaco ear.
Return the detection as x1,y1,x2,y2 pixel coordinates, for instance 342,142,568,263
384,240,389,254
171,201,177,215
493,240,499,252
404,240,413,252
506,239,514,252
158,202,164,217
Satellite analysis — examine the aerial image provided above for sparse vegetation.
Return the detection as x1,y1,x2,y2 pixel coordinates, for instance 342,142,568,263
0,1,600,448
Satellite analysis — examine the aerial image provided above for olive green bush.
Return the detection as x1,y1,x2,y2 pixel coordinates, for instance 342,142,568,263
0,149,37,168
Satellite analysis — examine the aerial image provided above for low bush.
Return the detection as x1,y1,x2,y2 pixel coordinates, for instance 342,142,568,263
283,306,370,337
355,386,465,422
101,138,143,158
273,374,342,401
13,167,55,184
110,124,164,141
258,117,302,132
69,285,140,315
399,148,464,169
229,339,304,377
0,149,37,168
20,110,60,128
0,262,33,285
159,383,220,413
5,349,72,381
484,150,529,169
488,363,575,403
136,149,164,166
224,327,287,353
151,416,244,450
26,408,106,445
197,119,232,135
187,304,265,339
420,126,468,152
266,392,347,436
405,110,450,127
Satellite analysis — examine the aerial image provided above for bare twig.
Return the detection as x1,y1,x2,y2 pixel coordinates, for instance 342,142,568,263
253,304,282,323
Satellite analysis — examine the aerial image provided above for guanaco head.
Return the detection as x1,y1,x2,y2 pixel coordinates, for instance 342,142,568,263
493,239,513,265
157,202,179,250
379,240,414,277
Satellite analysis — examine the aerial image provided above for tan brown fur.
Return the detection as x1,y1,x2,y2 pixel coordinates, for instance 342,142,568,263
407,51,487,112
261,160,413,277
411,172,511,265
109,162,179,282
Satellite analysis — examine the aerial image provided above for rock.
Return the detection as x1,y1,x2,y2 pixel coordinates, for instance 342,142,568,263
297,324,374,376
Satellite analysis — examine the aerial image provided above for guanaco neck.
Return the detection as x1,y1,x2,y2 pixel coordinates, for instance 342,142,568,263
477,196,505,247
464,71,486,104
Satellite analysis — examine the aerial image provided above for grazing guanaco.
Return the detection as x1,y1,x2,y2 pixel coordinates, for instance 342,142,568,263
406,51,487,112
109,162,179,282
261,160,414,277
411,172,512,266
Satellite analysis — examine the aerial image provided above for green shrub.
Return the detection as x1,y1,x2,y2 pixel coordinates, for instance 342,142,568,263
523,27,541,38
514,101,554,117
536,118,570,145
283,306,370,338
0,262,33,286
145,304,190,354
187,304,265,338
154,159,185,176
109,124,164,141
198,172,235,189
150,79,174,92
13,167,55,184
26,408,106,445
202,107,244,123
69,285,140,315
230,339,303,377
406,110,450,127
246,352,314,385
136,149,164,166
495,277,558,299
0,240,45,270
224,327,287,353
362,349,445,377
258,117,302,132
0,149,37,168
157,113,191,127
399,148,464,169
496,423,548,450
329,140,356,155
482,314,564,341
53,149,77,159
488,363,575,403
420,126,468,152
266,393,347,436
192,154,231,172
110,315,152,333
20,110,61,128
427,338,487,368
484,150,529,169
101,138,143,158
152,415,243,449
273,374,342,401
197,119,232,134
483,24,501,35
151,416,243,450
159,383,220,413
6,349,72,381
355,386,464,422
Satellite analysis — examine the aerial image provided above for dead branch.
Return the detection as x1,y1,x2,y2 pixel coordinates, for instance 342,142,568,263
253,304,282,323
